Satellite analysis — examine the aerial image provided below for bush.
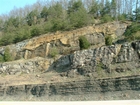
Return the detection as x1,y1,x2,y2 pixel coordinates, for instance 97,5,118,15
4,47,12,62
105,36,113,46
118,14,127,21
0,34,14,46
0,56,4,62
124,23,140,41
44,21,53,33
31,27,41,37
49,47,59,58
79,36,90,50
101,14,113,23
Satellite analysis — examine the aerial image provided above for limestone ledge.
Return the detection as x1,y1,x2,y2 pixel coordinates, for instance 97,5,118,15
0,21,127,60
0,41,139,76
0,57,52,75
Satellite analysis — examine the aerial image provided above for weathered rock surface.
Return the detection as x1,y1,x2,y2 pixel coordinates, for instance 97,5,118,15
0,57,53,75
0,21,139,101
0,75,139,98
54,41,140,77
0,41,139,76
0,21,127,60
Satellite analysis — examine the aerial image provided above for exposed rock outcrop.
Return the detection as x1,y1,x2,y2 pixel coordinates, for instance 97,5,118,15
0,21,139,100
0,57,53,75
54,41,140,77
0,21,127,60
0,75,139,97
0,41,139,76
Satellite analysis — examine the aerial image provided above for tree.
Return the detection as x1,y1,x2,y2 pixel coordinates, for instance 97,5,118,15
31,26,41,37
3,17,19,32
89,1,100,18
40,6,48,21
0,34,14,46
0,18,4,30
48,3,63,19
101,0,111,17
47,2,67,31
68,0,89,28
111,0,116,18
26,9,38,26
133,7,140,21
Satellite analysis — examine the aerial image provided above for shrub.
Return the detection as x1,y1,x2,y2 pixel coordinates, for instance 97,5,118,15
124,23,140,41
0,56,4,62
105,36,113,46
79,36,90,50
0,34,14,46
49,47,59,58
101,14,113,23
4,47,12,62
118,14,127,21
31,27,41,37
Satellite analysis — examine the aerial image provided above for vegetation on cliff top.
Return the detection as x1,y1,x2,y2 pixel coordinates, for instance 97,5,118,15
0,0,140,46
124,23,140,41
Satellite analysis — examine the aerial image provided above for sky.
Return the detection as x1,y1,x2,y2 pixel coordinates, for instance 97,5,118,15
0,0,38,15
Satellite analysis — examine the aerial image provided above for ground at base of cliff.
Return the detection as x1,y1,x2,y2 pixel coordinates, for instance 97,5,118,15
0,90,139,101
0,68,139,86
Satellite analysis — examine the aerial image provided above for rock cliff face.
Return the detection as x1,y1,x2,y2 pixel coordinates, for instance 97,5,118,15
0,75,139,98
0,40,139,77
54,41,140,78
0,21,139,100
0,57,52,75
0,21,127,60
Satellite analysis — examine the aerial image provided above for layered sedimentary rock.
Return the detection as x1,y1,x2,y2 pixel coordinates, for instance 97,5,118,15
0,21,127,60
54,41,140,77
0,75,139,97
0,57,52,75
0,41,139,76
0,21,139,99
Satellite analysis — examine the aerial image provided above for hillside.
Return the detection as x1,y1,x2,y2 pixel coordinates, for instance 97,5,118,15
0,0,140,101
0,20,139,101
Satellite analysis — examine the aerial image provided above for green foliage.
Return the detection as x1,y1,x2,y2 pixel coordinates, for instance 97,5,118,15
26,9,38,26
44,21,53,32
100,0,116,21
4,47,12,62
0,34,14,46
79,36,90,50
96,62,104,71
133,7,140,21
49,47,59,58
124,23,140,41
111,0,116,18
0,0,138,47
101,1,111,17
118,14,127,21
47,3,66,31
50,19,66,32
101,14,113,23
89,1,100,18
68,0,89,28
125,23,140,36
31,26,41,37
0,56,4,62
96,61,106,77
41,6,48,21
4,17,20,30
105,36,113,46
